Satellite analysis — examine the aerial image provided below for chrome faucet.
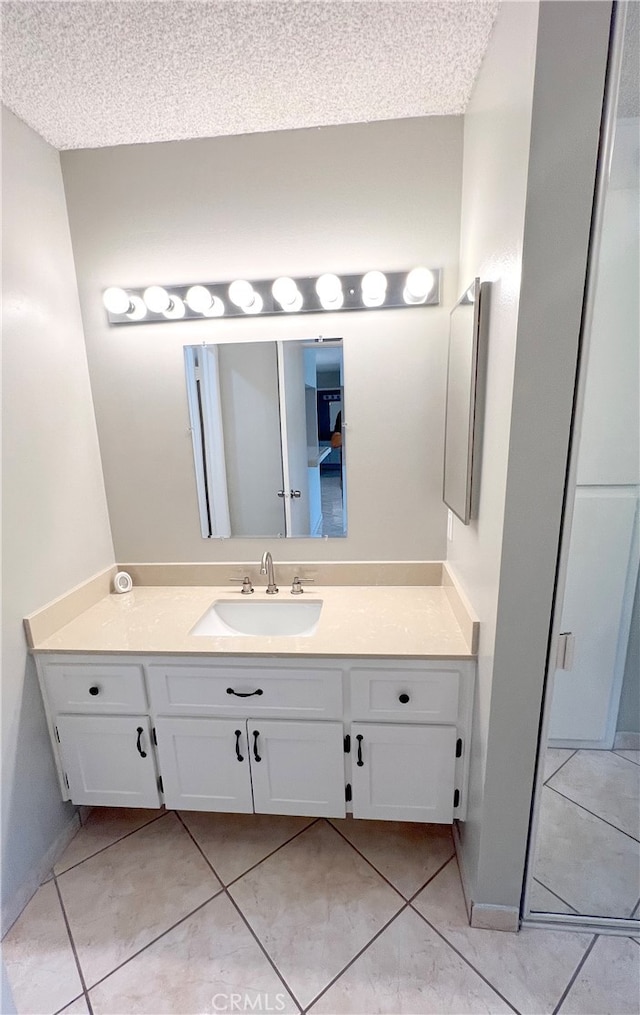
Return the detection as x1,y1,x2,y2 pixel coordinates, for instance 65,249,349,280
260,551,279,594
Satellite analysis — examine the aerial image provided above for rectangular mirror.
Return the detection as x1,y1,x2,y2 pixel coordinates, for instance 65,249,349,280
184,338,346,538
443,278,485,524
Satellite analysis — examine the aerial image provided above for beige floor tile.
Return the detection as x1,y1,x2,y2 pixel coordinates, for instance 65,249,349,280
413,860,591,1015
329,818,454,898
615,750,640,766
57,997,90,1014
548,750,640,839
309,906,513,1014
534,788,640,918
543,748,575,783
228,820,404,1008
89,893,298,1014
54,807,163,874
180,810,313,884
2,881,83,1015
57,811,222,988
530,879,576,915
558,935,640,1014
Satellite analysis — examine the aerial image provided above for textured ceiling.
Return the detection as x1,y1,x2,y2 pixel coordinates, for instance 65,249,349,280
1,1,499,150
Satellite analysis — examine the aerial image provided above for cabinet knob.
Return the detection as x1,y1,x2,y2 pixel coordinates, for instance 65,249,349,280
89,685,100,696
398,693,410,704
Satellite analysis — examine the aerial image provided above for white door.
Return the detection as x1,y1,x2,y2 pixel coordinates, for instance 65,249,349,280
351,723,457,823
549,489,637,744
56,715,160,808
278,341,311,537
248,720,346,818
155,718,253,812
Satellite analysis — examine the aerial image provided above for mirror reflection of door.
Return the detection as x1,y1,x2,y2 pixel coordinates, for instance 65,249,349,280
184,338,346,538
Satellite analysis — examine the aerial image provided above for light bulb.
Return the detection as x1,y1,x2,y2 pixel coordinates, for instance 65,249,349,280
272,276,299,308
202,296,226,317
143,285,172,313
125,296,147,321
162,295,185,319
243,292,263,314
228,279,254,309
315,273,343,309
185,285,214,313
361,270,387,308
403,267,435,304
103,287,132,315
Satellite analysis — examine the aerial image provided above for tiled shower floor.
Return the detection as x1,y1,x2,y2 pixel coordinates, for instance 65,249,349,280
3,809,639,1014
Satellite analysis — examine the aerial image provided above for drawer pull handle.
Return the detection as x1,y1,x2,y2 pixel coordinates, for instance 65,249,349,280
234,729,244,762
398,693,410,704
356,734,364,767
136,727,147,758
89,685,100,696
226,688,263,698
253,730,261,763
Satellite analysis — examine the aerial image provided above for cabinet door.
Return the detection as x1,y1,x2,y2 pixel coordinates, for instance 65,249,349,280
155,717,253,813
351,723,456,823
56,715,160,808
248,720,346,818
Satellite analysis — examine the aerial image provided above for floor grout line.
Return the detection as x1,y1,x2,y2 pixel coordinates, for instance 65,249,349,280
175,810,305,1013
406,852,458,904
408,902,522,1015
195,814,321,891
52,874,94,1015
532,877,581,915
543,749,578,785
53,992,87,1015
325,818,423,902
300,902,412,1013
612,749,640,767
83,889,225,995
551,933,598,1015
54,810,169,879
545,784,640,843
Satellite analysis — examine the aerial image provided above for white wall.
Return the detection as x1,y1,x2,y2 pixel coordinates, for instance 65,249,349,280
450,2,613,914
446,0,540,904
1,108,115,928
60,117,463,562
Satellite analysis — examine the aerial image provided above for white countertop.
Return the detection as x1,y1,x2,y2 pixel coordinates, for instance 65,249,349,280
29,584,475,658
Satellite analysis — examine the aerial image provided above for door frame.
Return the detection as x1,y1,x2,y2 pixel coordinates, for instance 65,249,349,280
521,0,638,932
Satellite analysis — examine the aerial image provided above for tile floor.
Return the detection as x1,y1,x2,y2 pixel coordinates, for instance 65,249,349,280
532,748,640,919
3,807,639,1015
320,473,345,537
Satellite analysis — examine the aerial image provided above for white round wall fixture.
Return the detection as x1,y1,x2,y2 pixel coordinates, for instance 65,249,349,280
113,571,133,594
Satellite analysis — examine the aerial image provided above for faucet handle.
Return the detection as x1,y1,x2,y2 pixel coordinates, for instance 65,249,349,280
291,576,314,595
230,576,254,594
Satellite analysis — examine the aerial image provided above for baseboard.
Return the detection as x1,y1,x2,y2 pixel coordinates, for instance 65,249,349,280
452,824,519,931
1,812,80,938
470,902,520,932
614,731,640,751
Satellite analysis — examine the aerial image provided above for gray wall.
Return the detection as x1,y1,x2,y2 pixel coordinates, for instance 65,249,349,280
60,117,463,562
447,0,540,904
454,1,613,912
1,108,115,929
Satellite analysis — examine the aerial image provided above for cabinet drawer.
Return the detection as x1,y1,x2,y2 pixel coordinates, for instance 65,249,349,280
41,659,148,714
146,662,344,719
350,665,459,723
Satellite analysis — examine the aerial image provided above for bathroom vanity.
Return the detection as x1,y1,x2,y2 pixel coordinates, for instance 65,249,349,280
27,573,477,827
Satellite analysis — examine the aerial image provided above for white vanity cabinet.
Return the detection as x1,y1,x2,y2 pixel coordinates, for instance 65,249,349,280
154,716,346,817
35,653,474,824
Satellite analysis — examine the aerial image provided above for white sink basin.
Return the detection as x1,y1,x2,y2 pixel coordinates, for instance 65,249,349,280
191,599,323,637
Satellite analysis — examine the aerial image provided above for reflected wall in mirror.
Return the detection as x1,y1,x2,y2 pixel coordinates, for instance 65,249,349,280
443,278,486,524
184,338,346,539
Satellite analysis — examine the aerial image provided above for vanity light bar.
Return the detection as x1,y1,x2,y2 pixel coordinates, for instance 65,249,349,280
102,268,441,325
